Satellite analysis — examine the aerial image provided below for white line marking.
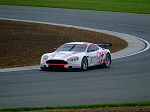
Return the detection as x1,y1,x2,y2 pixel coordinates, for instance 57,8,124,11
0,18,149,72
112,35,150,59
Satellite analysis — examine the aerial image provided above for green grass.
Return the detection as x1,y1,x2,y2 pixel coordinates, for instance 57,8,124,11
0,0,150,14
0,101,150,111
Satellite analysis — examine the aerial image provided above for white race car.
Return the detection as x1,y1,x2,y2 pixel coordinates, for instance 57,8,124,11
40,42,111,71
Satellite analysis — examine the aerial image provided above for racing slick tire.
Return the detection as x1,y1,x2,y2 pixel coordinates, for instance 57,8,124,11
81,57,88,71
103,53,111,68
40,66,47,71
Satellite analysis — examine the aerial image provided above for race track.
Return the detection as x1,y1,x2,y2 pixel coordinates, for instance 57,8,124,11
0,5,150,108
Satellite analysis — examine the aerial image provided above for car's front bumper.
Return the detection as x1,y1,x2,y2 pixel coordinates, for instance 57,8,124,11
40,60,81,69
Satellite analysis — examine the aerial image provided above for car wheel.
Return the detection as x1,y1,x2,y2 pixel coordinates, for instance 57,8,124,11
104,53,111,68
40,66,47,71
81,57,88,71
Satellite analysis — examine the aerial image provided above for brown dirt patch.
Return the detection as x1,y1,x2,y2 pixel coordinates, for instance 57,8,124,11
0,19,127,68
3,106,150,112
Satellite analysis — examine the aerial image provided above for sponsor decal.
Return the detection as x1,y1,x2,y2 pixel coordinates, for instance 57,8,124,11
61,54,71,59
71,52,81,54
51,53,56,58
72,66,81,68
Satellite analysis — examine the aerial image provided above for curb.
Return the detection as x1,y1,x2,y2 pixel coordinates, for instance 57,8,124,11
0,18,149,72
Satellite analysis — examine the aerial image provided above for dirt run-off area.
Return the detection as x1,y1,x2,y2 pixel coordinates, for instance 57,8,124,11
0,19,127,69
2,106,150,112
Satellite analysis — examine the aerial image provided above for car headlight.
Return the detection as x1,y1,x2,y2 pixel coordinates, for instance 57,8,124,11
67,56,79,62
42,55,49,60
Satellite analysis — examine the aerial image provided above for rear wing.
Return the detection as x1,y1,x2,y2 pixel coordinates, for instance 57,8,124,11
95,43,112,47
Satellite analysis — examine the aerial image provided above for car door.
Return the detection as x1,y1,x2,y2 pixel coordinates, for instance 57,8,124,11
87,44,99,66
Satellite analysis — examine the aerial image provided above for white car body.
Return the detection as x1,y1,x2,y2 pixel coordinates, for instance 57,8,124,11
40,42,111,70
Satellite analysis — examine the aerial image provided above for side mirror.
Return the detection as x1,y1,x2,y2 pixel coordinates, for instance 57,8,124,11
54,48,57,51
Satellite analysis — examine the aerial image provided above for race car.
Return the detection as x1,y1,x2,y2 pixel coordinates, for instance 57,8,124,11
40,42,111,71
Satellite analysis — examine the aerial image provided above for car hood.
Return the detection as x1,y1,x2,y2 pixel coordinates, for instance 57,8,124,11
47,51,83,60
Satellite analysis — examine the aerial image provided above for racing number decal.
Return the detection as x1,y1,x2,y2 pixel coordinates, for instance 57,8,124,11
88,54,97,65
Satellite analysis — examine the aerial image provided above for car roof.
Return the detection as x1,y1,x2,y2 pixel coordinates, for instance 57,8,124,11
66,42,92,45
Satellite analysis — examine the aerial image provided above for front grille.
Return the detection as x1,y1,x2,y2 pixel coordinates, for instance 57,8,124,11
46,60,68,65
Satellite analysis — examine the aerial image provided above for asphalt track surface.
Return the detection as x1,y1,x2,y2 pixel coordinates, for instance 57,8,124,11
0,5,150,108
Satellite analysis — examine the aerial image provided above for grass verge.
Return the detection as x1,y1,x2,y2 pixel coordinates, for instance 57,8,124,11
0,0,150,14
0,19,127,69
0,101,150,111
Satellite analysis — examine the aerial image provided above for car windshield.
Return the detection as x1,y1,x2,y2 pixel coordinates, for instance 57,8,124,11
56,44,87,52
